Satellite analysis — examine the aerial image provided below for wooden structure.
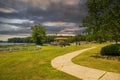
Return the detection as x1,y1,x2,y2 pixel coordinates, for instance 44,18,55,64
54,37,70,47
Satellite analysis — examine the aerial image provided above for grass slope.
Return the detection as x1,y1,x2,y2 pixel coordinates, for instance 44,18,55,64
73,43,120,73
0,44,95,80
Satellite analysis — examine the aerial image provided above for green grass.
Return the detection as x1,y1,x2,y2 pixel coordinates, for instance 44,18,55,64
0,44,95,80
1,43,120,80
73,43,120,73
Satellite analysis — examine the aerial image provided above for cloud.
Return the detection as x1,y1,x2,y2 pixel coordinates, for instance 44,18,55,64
0,0,88,22
0,17,34,24
42,21,77,27
0,24,20,31
0,35,29,41
0,0,88,37
12,0,80,10
0,7,17,13
58,27,81,34
58,27,87,34
0,23,31,35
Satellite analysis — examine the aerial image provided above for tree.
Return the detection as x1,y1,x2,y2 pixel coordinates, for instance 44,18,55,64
31,24,46,45
74,35,86,45
105,0,120,44
45,36,55,44
83,0,120,44
8,37,33,43
86,35,94,42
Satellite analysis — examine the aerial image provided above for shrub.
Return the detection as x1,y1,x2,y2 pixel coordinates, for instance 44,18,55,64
101,44,120,56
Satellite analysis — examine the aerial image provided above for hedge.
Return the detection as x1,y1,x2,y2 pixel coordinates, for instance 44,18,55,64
101,44,120,56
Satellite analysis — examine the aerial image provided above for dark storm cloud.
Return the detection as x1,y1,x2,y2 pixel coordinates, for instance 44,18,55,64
0,0,88,36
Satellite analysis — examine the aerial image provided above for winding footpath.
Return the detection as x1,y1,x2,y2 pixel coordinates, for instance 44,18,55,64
51,47,120,80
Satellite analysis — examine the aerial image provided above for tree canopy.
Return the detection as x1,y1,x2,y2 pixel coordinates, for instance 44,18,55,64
31,24,46,45
8,37,33,43
83,0,120,43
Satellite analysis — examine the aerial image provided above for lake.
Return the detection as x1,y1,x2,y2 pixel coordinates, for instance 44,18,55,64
0,43,34,46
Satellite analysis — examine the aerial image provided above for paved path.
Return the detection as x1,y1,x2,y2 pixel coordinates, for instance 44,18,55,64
51,47,120,80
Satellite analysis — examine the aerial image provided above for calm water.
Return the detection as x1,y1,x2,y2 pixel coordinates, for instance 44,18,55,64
0,43,34,46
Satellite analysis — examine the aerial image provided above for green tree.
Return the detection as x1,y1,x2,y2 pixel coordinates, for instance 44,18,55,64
74,35,86,45
86,35,94,42
104,0,120,44
83,0,120,44
45,36,55,44
31,24,46,45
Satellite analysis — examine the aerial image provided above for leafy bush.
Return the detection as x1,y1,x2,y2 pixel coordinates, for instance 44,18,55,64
101,44,120,56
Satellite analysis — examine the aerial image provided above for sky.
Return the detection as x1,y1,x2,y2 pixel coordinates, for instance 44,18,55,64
0,0,88,40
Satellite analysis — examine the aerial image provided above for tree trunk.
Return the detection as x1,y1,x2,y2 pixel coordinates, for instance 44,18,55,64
115,39,118,44
115,34,118,44
99,36,102,44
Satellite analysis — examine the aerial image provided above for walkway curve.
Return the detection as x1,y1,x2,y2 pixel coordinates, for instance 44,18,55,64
51,47,120,80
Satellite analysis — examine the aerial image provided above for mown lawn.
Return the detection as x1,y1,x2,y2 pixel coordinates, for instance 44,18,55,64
73,43,120,73
0,44,95,80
